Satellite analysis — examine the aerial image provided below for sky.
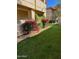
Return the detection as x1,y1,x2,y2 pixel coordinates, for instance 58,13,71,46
47,0,60,8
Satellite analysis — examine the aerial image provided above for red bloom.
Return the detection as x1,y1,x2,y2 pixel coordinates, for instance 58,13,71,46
42,18,48,23
25,20,39,31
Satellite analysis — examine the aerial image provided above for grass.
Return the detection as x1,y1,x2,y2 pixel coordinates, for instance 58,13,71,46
17,24,61,59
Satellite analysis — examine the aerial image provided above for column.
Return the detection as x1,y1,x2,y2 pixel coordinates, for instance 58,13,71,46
31,10,35,20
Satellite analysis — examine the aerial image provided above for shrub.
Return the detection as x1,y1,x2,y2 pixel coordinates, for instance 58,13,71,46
21,20,33,35
49,20,53,23
21,20,39,35
42,18,48,28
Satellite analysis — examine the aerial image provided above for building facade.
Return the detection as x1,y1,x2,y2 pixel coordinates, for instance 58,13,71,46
17,0,46,21
17,0,46,36
46,5,61,23
46,8,55,21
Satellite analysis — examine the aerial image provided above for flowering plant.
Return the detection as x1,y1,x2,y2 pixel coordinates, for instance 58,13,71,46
25,20,39,31
42,18,48,23
42,18,48,28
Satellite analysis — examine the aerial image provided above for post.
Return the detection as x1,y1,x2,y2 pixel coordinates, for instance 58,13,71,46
35,0,36,21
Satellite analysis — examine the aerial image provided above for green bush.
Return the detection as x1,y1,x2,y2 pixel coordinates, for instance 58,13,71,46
35,13,45,20
21,22,33,32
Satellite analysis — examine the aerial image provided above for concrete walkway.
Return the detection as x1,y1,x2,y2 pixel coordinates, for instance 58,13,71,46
17,25,52,43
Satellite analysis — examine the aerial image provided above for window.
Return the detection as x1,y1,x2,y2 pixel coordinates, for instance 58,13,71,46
17,10,29,20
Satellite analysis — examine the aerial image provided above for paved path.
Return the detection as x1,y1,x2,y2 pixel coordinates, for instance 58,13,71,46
17,25,52,43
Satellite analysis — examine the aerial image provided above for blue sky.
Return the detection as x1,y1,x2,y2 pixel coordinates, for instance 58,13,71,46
47,0,60,8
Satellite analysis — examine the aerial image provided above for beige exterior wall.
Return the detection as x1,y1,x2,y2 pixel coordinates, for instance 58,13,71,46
17,0,35,9
17,0,46,20
31,10,35,20
17,0,46,37
17,0,46,12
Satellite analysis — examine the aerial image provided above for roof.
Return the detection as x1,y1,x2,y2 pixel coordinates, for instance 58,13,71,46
47,5,61,11
47,7,57,11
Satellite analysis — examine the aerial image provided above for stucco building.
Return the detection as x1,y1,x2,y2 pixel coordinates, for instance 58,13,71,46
46,5,61,23
17,0,46,21
46,7,56,21
17,0,46,36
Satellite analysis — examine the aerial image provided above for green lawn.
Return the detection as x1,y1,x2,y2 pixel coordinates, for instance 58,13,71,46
17,24,61,59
